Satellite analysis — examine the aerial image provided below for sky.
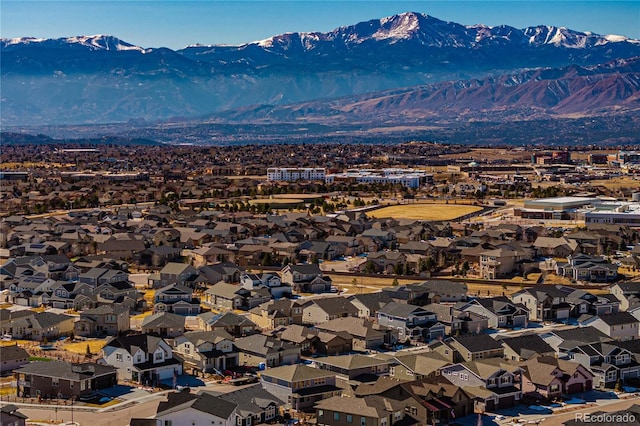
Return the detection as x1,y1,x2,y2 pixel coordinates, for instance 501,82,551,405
2,1,639,50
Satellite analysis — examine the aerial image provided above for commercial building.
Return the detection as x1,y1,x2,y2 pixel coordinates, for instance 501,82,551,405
325,168,433,189
267,168,326,182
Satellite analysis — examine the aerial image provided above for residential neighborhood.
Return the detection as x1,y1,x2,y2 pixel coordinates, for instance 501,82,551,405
1,144,640,425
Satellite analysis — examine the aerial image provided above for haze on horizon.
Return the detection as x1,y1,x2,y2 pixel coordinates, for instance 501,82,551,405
2,0,639,50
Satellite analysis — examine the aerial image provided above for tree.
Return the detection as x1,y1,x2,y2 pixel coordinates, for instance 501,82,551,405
364,261,377,274
85,344,92,358
392,278,399,286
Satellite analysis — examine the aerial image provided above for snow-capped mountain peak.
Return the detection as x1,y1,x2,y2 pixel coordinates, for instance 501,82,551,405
0,35,147,52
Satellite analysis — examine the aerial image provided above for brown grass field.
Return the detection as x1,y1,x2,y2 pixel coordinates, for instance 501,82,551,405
368,203,482,221
62,339,108,355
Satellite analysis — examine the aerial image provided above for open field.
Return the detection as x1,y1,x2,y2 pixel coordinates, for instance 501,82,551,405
368,203,482,220
62,339,108,355
588,177,640,190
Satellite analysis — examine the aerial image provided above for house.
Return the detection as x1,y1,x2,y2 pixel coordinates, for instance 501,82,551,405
541,326,613,357
14,361,117,399
353,374,472,425
260,364,341,411
301,296,359,325
234,334,300,368
153,284,201,315
203,282,270,311
580,312,639,341
479,247,531,279
377,302,445,342
451,334,505,361
565,289,620,317
390,352,451,381
366,251,407,274
315,317,391,352
141,312,186,338
0,404,27,426
424,303,489,336
277,324,352,356
348,292,395,320
610,282,640,311
382,280,467,305
1,312,75,341
498,334,556,361
198,311,257,336
101,334,182,385
533,237,579,258
74,305,130,338
440,358,522,411
214,384,286,426
173,330,238,376
556,254,618,283
79,267,129,288
248,299,294,330
456,296,529,329
520,356,594,398
511,284,571,322
315,395,406,426
148,262,201,289
281,264,332,293
240,271,292,299
313,354,392,381
0,345,29,374
153,391,237,426
567,342,640,388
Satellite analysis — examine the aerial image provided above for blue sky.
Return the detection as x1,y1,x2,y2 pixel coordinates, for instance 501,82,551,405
2,1,639,49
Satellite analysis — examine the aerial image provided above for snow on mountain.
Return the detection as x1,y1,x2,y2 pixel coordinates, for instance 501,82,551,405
1,35,147,52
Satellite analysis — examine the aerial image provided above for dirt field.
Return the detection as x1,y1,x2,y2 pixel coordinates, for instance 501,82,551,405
368,203,482,220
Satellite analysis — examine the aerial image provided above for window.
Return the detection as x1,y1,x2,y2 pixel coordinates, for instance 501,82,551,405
155,352,163,361
116,353,123,362
347,415,353,423
550,384,560,393
164,421,172,426
381,418,387,426
361,417,366,426
52,378,59,386
318,410,324,417
334,413,340,421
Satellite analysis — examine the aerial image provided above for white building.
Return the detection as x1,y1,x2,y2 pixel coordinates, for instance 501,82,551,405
325,168,433,189
582,201,640,226
267,167,326,182
101,334,182,384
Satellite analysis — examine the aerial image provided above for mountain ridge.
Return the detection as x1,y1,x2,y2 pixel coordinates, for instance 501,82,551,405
3,12,640,126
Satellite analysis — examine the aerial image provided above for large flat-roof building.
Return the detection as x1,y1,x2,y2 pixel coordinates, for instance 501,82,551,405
325,168,433,189
267,168,326,182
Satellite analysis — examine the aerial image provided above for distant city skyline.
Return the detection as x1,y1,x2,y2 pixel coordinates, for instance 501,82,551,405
2,1,639,50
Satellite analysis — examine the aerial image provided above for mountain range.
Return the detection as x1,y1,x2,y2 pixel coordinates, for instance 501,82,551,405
2,12,640,127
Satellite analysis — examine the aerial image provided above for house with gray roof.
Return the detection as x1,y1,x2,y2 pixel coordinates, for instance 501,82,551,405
14,361,117,400
141,312,186,338
74,304,130,337
173,330,238,375
377,302,444,343
153,391,238,426
102,333,182,384
0,345,29,374
456,296,528,329
260,364,341,411
198,311,257,336
153,283,201,315
301,296,359,325
580,311,640,341
211,384,285,426
313,354,392,381
233,334,300,368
